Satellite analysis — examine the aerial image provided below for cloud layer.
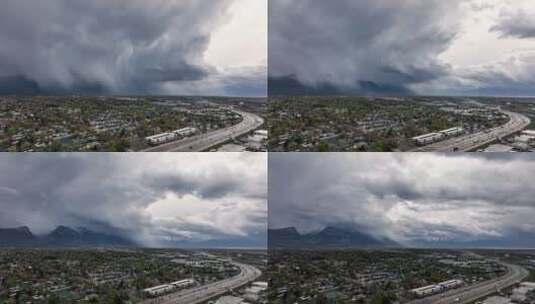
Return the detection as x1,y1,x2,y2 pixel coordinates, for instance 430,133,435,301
269,153,535,247
269,0,535,96
269,0,462,94
0,153,267,248
0,0,266,96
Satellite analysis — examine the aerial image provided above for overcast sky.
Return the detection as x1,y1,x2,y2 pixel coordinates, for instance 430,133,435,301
0,153,267,248
269,153,535,248
269,0,535,96
0,0,267,96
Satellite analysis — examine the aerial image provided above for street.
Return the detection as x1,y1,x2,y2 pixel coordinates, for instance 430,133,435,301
142,110,265,152
411,109,531,152
141,262,262,304
409,261,529,304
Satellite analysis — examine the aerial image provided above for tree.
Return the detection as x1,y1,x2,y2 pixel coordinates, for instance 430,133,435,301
106,139,129,152
47,294,60,304
317,141,329,152
106,290,123,304
370,291,396,304
316,294,328,304
48,141,63,152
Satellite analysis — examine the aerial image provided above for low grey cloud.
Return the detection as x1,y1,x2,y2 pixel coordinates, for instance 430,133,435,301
0,153,267,248
269,153,535,247
491,9,535,39
268,0,535,96
269,0,463,95
0,0,266,96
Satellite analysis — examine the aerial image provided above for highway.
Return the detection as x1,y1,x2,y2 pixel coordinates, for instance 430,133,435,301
142,110,265,152
141,262,262,304
408,261,529,304
411,109,531,152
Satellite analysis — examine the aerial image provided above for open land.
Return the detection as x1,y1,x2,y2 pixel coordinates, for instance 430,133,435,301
268,249,535,304
0,96,267,152
0,248,267,304
268,96,535,152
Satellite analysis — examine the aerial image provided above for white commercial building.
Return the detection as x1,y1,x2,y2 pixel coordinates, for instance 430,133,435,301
143,284,175,296
522,130,535,137
410,284,442,297
170,279,195,289
254,130,268,137
249,129,268,142
511,281,535,302
244,281,268,302
520,281,535,289
514,135,535,145
440,127,465,137
145,132,177,145
145,127,198,146
412,127,465,146
410,279,463,298
252,281,268,289
143,278,196,297
172,127,198,137
412,133,445,145
513,142,530,152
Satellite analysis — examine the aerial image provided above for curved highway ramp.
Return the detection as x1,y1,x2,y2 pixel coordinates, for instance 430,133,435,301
408,261,528,304
411,110,531,152
141,262,262,304
142,110,265,152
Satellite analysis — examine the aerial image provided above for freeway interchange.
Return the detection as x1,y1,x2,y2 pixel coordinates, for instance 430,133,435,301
409,261,529,304
412,108,531,152
142,262,261,304
142,110,265,152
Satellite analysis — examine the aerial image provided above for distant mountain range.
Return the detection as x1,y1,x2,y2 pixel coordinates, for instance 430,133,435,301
0,226,135,247
268,226,398,249
0,226,35,245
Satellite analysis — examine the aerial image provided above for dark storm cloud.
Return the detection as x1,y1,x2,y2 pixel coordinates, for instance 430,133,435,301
269,153,535,247
268,0,462,95
491,9,535,39
0,154,267,248
149,175,242,200
146,161,267,201
0,0,264,96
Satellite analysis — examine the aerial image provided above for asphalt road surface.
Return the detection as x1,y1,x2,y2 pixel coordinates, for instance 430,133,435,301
411,109,531,152
408,261,529,304
141,262,262,304
142,110,265,152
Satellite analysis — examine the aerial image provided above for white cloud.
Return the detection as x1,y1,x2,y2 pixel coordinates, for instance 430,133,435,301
205,0,267,70
0,0,267,96
269,153,535,246
0,153,267,247
418,0,535,95
269,0,535,96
